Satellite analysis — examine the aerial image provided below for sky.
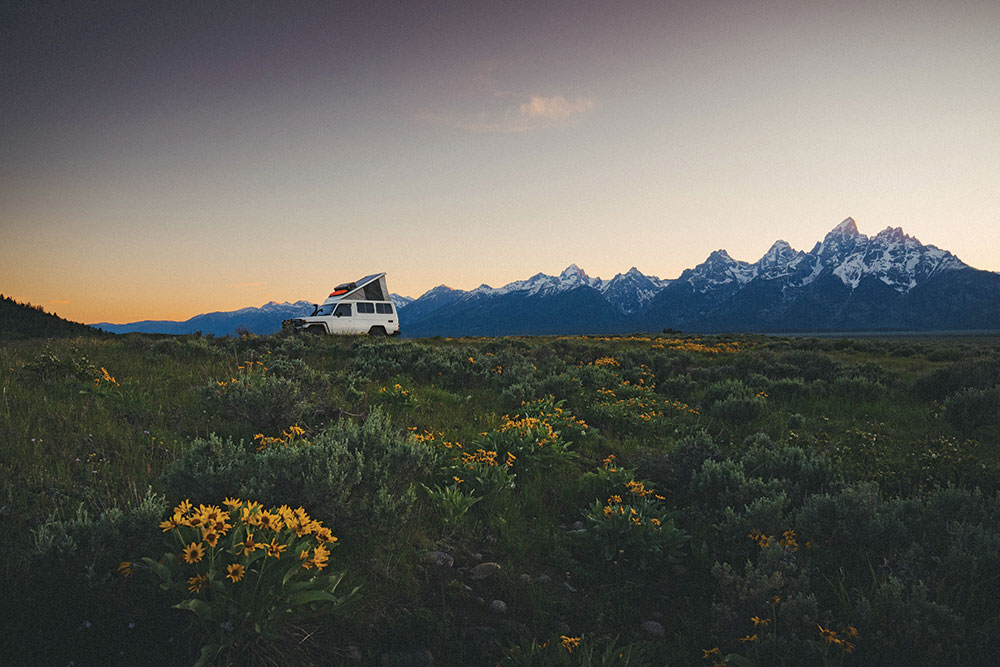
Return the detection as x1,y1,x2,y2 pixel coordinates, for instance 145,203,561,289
2,0,998,324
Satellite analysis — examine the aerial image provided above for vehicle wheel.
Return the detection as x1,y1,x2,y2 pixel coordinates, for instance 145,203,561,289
368,326,387,337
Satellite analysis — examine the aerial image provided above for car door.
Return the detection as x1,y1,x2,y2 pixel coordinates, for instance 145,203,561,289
332,303,356,333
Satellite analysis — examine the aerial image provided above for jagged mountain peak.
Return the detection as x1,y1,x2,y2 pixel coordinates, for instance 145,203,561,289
417,284,459,299
759,239,796,260
559,264,589,280
831,217,861,236
873,226,907,242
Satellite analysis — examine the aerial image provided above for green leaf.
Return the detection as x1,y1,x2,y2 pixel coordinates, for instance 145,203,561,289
286,589,340,607
193,642,225,667
175,598,215,621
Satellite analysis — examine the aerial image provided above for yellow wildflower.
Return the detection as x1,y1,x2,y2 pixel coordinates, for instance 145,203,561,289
310,544,330,570
266,538,287,558
182,542,206,564
201,529,220,548
187,573,207,594
225,563,245,583
560,635,581,653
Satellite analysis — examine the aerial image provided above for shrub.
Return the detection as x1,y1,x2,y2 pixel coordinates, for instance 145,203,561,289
161,410,434,532
912,358,1000,401
740,436,840,498
710,394,766,422
582,493,688,571
942,387,1000,434
202,369,309,437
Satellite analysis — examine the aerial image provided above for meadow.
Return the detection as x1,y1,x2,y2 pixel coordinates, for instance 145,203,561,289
2,331,1000,666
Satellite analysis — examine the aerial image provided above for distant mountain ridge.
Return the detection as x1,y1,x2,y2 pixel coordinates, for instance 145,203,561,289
398,218,998,336
91,301,314,336
87,218,1000,336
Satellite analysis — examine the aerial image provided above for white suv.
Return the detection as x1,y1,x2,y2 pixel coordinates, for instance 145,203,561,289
282,273,401,336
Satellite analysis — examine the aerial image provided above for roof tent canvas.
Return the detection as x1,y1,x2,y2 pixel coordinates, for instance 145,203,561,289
323,273,388,304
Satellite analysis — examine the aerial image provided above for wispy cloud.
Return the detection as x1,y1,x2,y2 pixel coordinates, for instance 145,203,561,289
422,93,595,133
50,299,71,304
519,96,594,122
228,281,266,288
421,63,596,133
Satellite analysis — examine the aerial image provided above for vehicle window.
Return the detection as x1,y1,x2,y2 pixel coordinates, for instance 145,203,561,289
316,304,334,316
333,304,352,317
376,303,393,314
357,302,375,314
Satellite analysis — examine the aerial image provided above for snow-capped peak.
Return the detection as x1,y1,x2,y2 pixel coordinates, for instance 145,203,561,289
811,220,968,292
416,284,459,299
683,249,755,292
831,217,861,236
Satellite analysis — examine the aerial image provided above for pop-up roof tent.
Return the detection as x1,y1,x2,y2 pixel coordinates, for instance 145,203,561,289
321,273,388,305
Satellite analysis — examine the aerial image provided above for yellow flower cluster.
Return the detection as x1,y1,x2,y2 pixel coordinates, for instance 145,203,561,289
701,646,726,667
461,448,501,467
160,497,337,581
215,359,269,387
560,635,581,653
592,356,620,367
818,624,857,654
747,528,773,548
625,480,655,497
747,528,802,551
160,500,231,541
252,424,308,451
94,367,120,387
779,529,799,551
499,414,559,447
587,335,750,354
379,383,410,396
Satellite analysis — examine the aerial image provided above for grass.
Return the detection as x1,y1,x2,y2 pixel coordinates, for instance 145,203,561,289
2,331,1000,665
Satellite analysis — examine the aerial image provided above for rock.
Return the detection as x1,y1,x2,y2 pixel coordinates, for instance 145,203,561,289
519,573,532,583
468,562,501,580
423,551,454,568
571,520,585,530
563,582,577,593
471,552,483,561
489,599,508,614
640,620,665,638
535,574,553,585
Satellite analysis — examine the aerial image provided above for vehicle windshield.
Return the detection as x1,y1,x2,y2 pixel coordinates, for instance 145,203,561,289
315,303,335,316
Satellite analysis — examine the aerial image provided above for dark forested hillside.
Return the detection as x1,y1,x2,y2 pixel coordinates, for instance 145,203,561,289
0,295,102,339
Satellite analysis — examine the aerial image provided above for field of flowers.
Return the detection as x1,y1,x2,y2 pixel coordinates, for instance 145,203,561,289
2,331,1000,665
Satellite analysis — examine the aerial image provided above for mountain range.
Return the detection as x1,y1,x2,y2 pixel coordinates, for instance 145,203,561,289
89,219,1000,336
91,301,316,336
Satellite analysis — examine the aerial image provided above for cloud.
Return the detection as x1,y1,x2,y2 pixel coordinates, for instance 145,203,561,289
49,299,71,304
422,94,595,133
228,281,266,288
518,96,594,122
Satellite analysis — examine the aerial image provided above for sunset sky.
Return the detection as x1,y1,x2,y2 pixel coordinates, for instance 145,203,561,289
2,0,999,324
